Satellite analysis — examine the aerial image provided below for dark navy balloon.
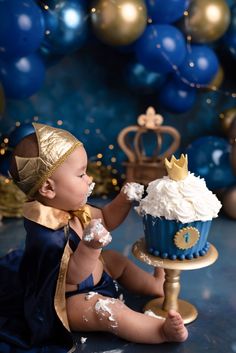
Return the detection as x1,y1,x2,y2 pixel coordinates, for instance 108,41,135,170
135,24,187,74
186,136,236,190
158,78,196,113
0,53,46,99
0,0,45,59
223,4,236,60
125,62,166,94
146,0,189,24
178,45,219,85
41,0,88,55
0,150,12,176
8,123,35,148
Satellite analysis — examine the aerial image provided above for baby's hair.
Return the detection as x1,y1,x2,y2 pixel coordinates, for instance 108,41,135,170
9,133,39,183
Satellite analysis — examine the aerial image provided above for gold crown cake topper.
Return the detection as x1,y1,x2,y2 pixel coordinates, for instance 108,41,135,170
165,154,188,181
14,123,82,197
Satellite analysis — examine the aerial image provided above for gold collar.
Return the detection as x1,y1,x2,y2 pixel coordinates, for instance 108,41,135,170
23,201,92,230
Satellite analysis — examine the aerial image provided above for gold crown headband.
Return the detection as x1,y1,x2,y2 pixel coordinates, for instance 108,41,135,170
14,123,83,197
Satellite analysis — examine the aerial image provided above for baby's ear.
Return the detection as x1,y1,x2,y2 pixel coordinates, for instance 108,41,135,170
38,178,56,199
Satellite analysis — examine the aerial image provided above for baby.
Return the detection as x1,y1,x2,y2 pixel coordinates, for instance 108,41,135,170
8,123,188,348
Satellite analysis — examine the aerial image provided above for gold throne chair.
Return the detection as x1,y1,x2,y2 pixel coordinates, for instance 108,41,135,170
117,107,181,185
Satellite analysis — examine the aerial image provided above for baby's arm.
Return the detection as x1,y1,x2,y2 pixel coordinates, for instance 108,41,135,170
66,219,111,285
91,182,144,231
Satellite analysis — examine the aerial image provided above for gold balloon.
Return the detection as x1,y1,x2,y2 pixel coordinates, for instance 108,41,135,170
222,187,236,220
0,84,5,118
209,64,224,89
182,0,231,43
90,0,147,46
201,64,224,91
219,107,236,135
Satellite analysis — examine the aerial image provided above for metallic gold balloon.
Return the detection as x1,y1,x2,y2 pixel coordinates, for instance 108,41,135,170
0,84,5,117
90,0,147,46
219,107,236,135
182,0,231,43
209,64,224,89
201,64,224,91
222,187,236,220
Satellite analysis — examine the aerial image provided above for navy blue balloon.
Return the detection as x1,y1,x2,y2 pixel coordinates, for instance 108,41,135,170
41,0,88,55
125,62,166,94
186,136,236,190
0,150,12,176
0,53,46,99
135,24,187,74
158,78,196,113
223,4,236,59
178,45,219,85
0,0,45,59
8,123,35,148
146,0,189,24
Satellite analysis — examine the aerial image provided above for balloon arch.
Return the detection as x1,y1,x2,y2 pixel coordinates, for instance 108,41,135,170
0,0,236,217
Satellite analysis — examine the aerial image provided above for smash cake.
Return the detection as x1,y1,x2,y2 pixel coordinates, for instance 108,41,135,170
136,154,222,260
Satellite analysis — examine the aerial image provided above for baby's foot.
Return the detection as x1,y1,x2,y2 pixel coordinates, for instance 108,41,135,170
162,310,188,342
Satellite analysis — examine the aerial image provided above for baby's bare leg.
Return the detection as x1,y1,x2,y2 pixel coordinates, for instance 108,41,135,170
102,250,164,297
66,294,188,344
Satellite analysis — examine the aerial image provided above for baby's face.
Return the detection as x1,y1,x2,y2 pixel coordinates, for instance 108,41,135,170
50,146,92,211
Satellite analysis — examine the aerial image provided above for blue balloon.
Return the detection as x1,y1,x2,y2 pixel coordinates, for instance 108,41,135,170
135,24,187,74
186,136,236,190
40,0,88,55
0,53,46,99
124,62,166,94
0,150,12,177
223,4,236,59
0,0,45,59
178,45,219,85
158,78,196,113
8,123,35,148
146,0,189,24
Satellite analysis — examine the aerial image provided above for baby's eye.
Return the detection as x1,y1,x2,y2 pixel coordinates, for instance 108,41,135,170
79,173,86,178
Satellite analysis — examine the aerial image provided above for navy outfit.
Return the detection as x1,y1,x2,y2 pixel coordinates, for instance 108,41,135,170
0,202,119,352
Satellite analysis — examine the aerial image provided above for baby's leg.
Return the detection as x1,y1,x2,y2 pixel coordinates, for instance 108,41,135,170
66,293,188,344
102,249,165,297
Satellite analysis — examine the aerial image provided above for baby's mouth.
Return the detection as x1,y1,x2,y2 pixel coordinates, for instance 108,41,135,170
87,182,95,197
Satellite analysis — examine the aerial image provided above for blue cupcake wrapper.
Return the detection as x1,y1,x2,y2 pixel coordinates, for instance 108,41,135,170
143,215,212,260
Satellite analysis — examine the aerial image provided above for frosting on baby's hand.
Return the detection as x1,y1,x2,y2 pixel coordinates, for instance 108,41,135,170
83,218,112,248
122,182,144,202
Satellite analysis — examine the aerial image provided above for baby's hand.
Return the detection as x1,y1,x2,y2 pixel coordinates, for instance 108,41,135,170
82,219,112,249
121,182,144,202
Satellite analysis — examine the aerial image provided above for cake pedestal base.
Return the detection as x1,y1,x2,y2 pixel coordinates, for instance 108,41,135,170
132,238,218,324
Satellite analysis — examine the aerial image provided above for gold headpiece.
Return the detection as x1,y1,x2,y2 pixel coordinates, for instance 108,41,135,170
14,123,82,197
165,154,188,181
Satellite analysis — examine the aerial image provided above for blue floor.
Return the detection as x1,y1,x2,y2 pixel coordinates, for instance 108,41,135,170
0,199,236,353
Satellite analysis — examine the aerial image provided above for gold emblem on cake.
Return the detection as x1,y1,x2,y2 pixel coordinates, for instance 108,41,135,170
174,227,200,250
165,154,188,181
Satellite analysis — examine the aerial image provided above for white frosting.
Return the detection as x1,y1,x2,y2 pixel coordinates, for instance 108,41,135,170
83,218,111,246
122,182,144,201
80,337,87,344
88,182,95,197
95,298,117,323
98,231,112,246
85,291,98,300
136,173,222,223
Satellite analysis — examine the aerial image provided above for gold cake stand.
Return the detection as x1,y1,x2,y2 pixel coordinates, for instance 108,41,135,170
132,238,218,324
